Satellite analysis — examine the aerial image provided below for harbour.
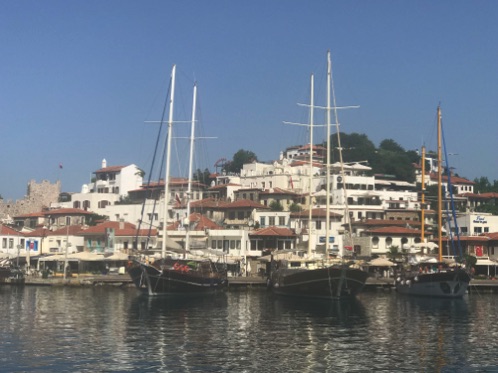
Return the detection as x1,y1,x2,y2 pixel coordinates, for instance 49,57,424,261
1,283,498,372
8,274,498,294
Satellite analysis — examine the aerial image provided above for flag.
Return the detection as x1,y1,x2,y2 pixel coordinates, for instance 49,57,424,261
475,246,483,257
345,246,353,251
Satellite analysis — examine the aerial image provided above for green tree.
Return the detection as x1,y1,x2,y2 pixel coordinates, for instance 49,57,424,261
269,201,283,211
225,149,258,173
371,139,417,182
289,203,302,212
193,168,213,186
85,213,108,226
474,176,492,193
329,132,376,165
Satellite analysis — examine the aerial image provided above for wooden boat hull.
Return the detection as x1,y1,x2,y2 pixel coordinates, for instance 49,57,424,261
395,269,471,298
127,259,228,296
270,266,369,299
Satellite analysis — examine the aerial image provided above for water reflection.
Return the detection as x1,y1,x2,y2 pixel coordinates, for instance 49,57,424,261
1,287,498,372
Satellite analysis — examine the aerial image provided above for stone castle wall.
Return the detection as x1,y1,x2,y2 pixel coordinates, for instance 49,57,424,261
0,180,61,221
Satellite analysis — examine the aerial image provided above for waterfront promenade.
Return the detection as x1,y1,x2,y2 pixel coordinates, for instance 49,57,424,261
6,274,498,293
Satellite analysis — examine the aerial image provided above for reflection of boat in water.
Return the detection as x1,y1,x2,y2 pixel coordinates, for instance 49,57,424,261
127,65,228,296
129,290,228,323
272,292,366,322
269,51,368,300
0,258,25,285
395,107,470,298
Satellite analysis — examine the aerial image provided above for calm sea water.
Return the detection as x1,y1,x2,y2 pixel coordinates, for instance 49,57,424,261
1,285,498,372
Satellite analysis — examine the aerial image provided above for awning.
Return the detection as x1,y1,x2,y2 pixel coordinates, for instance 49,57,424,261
367,257,395,267
104,252,129,261
475,258,498,266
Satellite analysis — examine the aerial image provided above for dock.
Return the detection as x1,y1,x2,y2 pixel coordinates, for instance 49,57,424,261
3,275,498,294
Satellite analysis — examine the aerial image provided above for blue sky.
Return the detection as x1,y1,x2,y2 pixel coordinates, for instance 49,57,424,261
1,1,497,200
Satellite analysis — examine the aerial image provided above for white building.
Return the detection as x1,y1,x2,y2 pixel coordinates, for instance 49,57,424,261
56,159,144,215
454,213,498,236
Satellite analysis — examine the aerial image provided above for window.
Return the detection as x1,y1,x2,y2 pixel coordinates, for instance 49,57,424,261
279,216,285,226
474,227,482,234
2,238,6,249
316,220,322,230
386,237,393,246
237,211,244,220
269,217,275,226
260,217,266,226
230,240,236,250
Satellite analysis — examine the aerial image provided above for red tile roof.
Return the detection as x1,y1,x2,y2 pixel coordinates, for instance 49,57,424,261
223,199,269,209
429,173,474,185
167,213,222,231
250,227,296,237
44,208,93,216
94,166,125,173
77,221,156,237
0,225,23,236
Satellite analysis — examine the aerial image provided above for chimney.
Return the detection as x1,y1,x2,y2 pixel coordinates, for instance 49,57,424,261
102,158,107,168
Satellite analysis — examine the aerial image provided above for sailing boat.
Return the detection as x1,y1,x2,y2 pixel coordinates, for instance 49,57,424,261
395,106,471,298
268,51,368,299
127,65,228,296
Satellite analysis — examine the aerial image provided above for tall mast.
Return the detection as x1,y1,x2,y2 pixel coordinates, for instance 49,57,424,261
308,74,314,257
329,52,353,257
437,106,443,261
184,82,197,258
161,64,176,258
326,52,331,257
420,145,426,247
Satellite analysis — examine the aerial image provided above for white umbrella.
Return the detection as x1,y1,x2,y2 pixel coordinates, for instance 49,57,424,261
368,257,395,267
